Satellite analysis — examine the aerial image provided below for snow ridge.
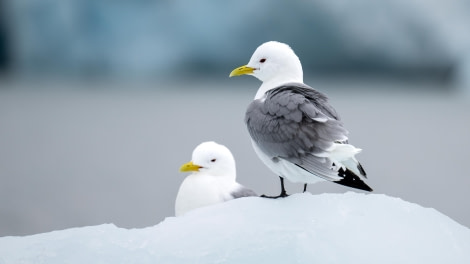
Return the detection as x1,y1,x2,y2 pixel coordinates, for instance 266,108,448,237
1,193,469,264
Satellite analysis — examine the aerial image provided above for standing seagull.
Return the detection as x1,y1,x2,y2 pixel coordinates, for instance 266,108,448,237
229,41,372,198
175,141,257,216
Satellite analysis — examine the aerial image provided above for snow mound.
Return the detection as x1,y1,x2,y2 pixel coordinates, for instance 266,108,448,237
1,193,469,263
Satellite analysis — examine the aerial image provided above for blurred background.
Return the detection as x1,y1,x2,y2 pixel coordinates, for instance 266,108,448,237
1,0,469,236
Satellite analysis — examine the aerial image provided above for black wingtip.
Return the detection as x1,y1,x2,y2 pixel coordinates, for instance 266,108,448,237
357,163,367,178
335,168,373,192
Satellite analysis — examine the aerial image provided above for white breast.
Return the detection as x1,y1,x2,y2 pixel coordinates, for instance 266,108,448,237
175,174,223,216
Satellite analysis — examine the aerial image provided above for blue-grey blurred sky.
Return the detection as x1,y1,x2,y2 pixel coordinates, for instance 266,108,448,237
1,0,470,236
1,0,470,86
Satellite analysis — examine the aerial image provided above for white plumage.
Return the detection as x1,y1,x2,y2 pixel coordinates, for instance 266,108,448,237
175,141,256,216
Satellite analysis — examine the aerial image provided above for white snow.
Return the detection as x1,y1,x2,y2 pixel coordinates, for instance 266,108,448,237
1,193,469,263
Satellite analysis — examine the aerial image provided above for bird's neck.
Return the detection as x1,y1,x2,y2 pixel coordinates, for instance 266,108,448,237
254,75,303,100
206,171,237,182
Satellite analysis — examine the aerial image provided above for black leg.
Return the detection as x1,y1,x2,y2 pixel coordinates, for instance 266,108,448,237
303,183,308,193
261,176,289,199
279,176,288,197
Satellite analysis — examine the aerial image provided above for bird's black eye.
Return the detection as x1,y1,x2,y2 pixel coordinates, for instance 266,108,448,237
211,159,216,162
259,58,266,63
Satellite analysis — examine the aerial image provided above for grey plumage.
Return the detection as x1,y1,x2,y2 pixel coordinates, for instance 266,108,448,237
245,82,366,183
230,185,257,199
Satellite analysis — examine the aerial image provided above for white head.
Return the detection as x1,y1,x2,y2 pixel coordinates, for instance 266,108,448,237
179,141,236,180
230,41,303,87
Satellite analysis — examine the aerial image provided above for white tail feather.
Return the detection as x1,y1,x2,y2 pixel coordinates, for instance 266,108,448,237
316,143,363,176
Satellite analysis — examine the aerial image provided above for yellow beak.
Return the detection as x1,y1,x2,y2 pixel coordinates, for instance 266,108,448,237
179,161,202,172
229,65,255,77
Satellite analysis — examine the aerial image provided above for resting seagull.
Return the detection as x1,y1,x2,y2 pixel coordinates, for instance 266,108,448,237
175,141,257,216
229,41,372,198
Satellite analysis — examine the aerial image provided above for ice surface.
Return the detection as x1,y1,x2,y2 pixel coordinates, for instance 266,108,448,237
1,193,469,263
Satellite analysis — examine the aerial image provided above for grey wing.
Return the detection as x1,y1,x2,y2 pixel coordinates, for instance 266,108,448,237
230,185,257,199
245,83,348,181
